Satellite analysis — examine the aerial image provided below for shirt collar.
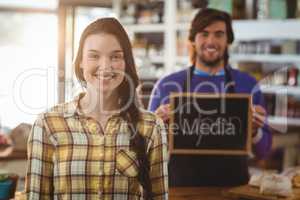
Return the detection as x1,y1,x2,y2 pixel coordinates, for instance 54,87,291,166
193,67,225,76
62,93,85,118
63,92,121,119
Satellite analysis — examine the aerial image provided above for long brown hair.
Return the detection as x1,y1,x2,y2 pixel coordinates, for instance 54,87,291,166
74,18,152,199
188,8,235,66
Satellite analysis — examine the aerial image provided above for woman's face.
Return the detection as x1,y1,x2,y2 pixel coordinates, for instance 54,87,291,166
80,33,125,94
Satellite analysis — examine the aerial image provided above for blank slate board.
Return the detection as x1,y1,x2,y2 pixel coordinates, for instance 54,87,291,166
169,93,252,155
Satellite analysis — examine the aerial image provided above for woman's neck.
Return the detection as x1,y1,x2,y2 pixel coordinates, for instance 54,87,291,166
80,90,119,120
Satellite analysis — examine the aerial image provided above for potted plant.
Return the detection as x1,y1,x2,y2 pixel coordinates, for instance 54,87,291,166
0,174,13,200
0,173,18,200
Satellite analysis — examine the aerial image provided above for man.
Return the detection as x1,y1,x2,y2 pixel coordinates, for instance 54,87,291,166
148,8,272,186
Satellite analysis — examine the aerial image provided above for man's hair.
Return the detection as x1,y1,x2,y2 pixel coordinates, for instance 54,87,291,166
188,8,234,65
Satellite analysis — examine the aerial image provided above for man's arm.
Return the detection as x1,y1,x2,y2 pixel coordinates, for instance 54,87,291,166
148,80,165,112
148,80,171,121
252,88,272,159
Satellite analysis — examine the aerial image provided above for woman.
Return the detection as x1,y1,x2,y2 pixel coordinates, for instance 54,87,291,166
26,18,168,200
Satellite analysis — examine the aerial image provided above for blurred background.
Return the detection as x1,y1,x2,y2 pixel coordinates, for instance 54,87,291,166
0,0,300,192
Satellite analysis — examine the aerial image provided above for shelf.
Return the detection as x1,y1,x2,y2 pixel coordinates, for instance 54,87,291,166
261,85,300,95
177,55,300,64
268,116,300,127
120,1,300,132
176,23,189,31
136,55,164,64
124,23,165,33
233,19,300,41
149,55,164,64
176,56,189,64
176,19,300,41
230,54,300,63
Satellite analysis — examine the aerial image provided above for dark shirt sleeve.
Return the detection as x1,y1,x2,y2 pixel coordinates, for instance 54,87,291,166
251,84,272,159
148,79,168,112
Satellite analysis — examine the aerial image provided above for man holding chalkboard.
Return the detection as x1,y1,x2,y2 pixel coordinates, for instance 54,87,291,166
148,8,272,186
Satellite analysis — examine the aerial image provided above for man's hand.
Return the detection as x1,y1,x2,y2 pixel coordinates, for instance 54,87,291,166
252,105,267,137
155,104,171,122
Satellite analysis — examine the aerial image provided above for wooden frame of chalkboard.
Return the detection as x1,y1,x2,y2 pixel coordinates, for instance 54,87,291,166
169,93,252,155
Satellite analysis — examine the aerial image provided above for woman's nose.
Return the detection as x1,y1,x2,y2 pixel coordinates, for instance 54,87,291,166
98,56,112,70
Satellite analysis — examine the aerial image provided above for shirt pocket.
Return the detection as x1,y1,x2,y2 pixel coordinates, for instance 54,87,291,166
116,149,139,178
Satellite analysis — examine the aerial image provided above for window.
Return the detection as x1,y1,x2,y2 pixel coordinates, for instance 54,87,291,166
0,0,58,10
0,2,114,129
0,11,58,129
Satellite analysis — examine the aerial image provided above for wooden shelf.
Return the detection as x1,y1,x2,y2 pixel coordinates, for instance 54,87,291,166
176,54,300,65
176,19,300,41
149,55,164,64
261,85,300,95
230,54,300,63
135,55,164,64
268,116,300,127
233,19,300,41
124,23,165,33
176,56,189,64
0,150,26,160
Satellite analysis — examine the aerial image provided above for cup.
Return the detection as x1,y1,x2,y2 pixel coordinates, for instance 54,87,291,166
0,179,13,200
0,174,19,200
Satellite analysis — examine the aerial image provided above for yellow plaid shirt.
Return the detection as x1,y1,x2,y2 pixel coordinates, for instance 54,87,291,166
25,95,168,200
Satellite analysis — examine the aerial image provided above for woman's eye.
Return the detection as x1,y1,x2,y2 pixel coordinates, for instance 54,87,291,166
111,54,124,61
88,54,99,59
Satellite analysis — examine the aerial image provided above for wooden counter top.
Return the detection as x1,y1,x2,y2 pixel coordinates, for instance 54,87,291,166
170,186,300,200
169,187,231,200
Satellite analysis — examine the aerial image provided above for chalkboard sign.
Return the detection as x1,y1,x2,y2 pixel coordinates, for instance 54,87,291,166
169,93,252,155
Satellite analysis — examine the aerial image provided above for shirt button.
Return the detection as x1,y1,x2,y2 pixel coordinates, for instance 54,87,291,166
87,122,99,134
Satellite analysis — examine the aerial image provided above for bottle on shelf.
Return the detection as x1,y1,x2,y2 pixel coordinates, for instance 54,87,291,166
287,67,298,86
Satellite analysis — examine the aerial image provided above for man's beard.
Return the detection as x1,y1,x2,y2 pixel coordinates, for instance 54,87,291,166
197,49,228,68
198,55,223,67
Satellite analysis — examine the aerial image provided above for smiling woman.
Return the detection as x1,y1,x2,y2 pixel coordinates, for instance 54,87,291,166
25,17,168,200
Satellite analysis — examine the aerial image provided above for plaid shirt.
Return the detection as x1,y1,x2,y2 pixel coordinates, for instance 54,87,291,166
25,94,168,200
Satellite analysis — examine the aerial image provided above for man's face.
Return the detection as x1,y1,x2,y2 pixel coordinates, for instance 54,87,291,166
193,21,228,68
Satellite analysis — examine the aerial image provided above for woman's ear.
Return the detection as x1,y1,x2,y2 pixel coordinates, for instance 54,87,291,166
78,62,85,80
79,63,85,75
